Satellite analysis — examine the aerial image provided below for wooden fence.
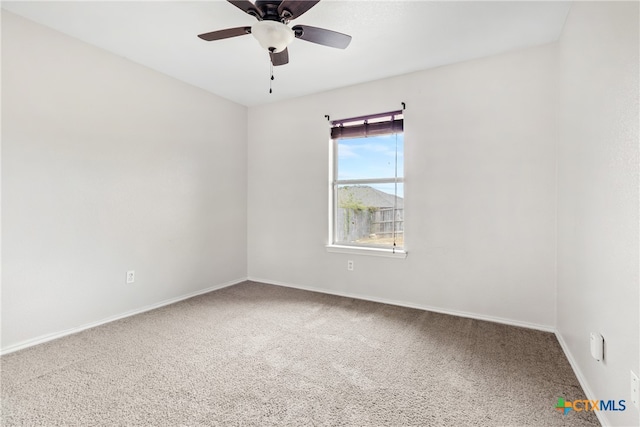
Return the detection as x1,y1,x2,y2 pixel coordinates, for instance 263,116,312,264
336,207,404,243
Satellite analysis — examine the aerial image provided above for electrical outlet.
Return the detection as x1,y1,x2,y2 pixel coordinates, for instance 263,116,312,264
126,270,135,284
631,370,639,409
347,260,354,271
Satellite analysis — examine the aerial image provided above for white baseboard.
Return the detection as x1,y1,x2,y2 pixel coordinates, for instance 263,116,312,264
0,278,247,356
247,276,555,333
555,331,608,427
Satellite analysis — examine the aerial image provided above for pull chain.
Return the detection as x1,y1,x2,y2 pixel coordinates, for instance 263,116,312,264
269,61,274,94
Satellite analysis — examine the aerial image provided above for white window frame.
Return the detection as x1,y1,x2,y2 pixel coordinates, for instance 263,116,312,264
326,111,407,259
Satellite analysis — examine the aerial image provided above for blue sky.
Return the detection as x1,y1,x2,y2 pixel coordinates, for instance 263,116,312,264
337,134,404,197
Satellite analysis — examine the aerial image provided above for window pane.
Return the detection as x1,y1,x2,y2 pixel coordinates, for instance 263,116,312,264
337,134,404,181
335,183,404,248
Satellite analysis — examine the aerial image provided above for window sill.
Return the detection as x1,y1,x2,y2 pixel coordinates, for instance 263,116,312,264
326,245,407,259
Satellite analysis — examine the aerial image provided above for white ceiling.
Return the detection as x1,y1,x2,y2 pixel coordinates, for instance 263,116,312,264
2,1,571,107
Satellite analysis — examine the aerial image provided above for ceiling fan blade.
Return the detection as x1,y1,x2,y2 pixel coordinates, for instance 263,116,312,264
198,26,251,42
269,48,289,66
227,0,263,19
278,0,320,20
292,25,352,49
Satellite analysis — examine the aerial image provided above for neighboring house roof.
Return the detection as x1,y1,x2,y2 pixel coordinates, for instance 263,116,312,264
338,185,404,209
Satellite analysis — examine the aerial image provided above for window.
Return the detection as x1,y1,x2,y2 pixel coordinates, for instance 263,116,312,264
328,110,405,257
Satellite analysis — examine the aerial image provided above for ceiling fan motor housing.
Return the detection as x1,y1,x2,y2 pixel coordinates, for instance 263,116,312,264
255,0,286,21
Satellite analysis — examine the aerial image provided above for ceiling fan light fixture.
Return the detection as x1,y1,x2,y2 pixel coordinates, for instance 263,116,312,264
251,20,294,53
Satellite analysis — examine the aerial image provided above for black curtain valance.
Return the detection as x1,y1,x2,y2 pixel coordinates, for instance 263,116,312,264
330,110,403,140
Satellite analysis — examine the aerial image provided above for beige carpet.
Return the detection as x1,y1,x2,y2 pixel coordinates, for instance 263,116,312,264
2,281,599,426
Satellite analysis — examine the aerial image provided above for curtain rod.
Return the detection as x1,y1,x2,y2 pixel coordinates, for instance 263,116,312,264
325,102,405,123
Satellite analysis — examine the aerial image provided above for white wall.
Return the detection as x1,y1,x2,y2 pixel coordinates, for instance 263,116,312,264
557,2,639,426
248,44,558,330
1,12,248,351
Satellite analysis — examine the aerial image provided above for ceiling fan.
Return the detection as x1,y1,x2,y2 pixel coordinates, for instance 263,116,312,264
197,0,352,66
